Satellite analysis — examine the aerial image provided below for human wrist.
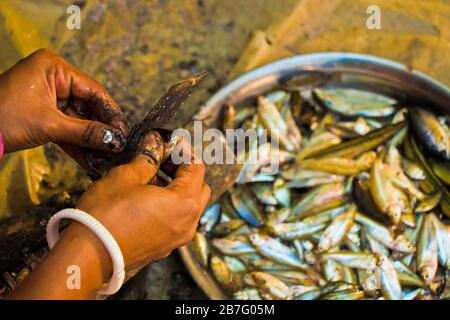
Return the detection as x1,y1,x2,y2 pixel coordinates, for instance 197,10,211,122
60,221,113,288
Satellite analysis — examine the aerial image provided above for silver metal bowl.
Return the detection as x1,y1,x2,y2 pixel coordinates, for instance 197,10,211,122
178,52,450,300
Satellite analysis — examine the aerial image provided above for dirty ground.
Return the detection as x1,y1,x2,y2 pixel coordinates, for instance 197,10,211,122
0,0,449,299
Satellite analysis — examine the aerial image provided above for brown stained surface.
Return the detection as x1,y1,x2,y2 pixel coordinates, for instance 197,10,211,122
229,0,450,84
0,0,449,299
56,0,300,126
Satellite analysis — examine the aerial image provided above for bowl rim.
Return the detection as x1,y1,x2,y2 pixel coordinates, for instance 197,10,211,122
179,52,450,300
195,52,450,125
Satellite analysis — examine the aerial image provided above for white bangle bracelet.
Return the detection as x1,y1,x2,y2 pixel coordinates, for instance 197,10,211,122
46,208,125,295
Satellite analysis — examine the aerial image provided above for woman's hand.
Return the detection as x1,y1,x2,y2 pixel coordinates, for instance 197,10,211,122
76,132,211,269
8,132,210,299
0,48,129,166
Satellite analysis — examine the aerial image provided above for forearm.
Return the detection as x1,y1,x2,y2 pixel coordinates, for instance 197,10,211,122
7,222,112,300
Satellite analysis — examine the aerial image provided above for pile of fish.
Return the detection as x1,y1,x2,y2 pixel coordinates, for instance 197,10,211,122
194,86,450,300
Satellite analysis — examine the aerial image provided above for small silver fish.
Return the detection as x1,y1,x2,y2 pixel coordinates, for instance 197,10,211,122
417,214,439,285
249,233,307,270
318,205,356,252
377,254,403,300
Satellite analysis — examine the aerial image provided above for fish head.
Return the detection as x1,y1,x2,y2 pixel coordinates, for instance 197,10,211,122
248,232,264,246
375,253,387,268
392,235,416,253
420,266,435,285
243,273,257,287
318,238,331,253
387,205,402,225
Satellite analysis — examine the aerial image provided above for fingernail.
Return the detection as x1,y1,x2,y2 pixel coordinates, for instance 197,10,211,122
111,118,129,136
103,129,127,152
141,130,163,164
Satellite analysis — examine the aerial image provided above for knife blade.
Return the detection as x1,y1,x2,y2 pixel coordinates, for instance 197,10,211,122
126,71,208,150
86,72,208,176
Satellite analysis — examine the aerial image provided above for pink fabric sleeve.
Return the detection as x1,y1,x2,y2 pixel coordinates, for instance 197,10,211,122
0,132,3,159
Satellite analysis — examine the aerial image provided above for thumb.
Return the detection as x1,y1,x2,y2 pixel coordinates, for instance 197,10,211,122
50,114,127,152
105,130,165,186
